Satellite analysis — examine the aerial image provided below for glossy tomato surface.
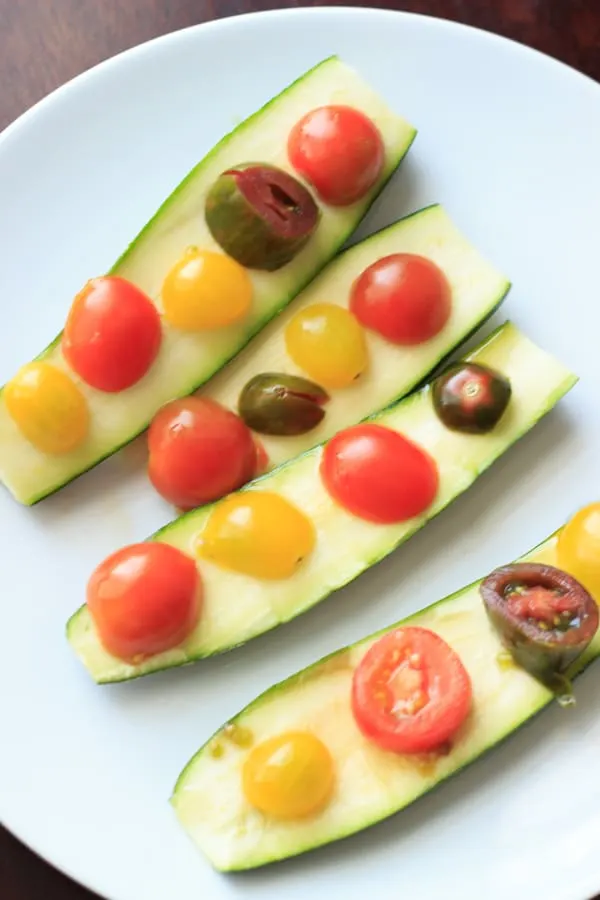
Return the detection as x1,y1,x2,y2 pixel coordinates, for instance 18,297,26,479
86,542,201,663
287,105,384,206
352,626,473,754
349,253,452,345
63,276,162,392
147,397,258,510
320,423,439,524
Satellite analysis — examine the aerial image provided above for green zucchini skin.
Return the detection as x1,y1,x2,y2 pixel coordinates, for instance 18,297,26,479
170,528,600,872
0,55,416,506
66,322,577,684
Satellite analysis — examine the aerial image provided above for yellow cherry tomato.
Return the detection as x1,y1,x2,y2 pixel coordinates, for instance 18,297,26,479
161,246,253,330
242,731,334,820
4,362,89,454
197,490,315,580
285,302,368,389
557,502,600,600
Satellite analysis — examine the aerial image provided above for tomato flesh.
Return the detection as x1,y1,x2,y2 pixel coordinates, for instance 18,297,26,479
349,254,452,345
287,105,384,206
87,542,201,663
320,423,438,524
352,627,473,754
63,276,162,392
147,397,258,510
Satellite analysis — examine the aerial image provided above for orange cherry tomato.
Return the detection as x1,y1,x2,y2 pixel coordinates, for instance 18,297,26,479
349,254,452,346
287,105,385,206
320,423,439,524
87,542,201,663
63,276,162,392
147,397,258,511
352,626,473,754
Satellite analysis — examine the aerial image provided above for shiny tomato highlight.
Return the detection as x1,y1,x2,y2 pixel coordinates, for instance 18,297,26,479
288,105,384,206
352,627,473,754
320,423,439,524
63,276,162,392
148,397,258,510
87,542,201,663
349,254,452,345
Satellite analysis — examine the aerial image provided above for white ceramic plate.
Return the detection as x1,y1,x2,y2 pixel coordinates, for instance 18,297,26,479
1,7,599,900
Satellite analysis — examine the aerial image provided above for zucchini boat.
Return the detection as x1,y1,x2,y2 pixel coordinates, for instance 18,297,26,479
0,55,416,506
66,322,577,683
201,203,510,470
171,508,600,871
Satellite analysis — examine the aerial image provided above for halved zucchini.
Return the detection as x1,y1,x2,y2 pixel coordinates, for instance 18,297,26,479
0,55,416,505
171,525,600,871
66,322,577,683
202,203,510,469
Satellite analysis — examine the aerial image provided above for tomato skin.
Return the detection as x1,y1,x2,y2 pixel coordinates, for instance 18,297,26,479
349,254,452,345
148,397,258,510
87,542,201,663
63,276,162,392
320,423,439,524
352,627,473,755
287,105,385,206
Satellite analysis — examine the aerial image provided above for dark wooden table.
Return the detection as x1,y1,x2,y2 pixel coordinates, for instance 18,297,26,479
0,1,598,898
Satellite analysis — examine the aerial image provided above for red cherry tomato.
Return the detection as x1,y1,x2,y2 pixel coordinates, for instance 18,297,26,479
87,542,201,663
287,105,385,207
352,626,473,754
63,276,162,392
320,423,438,524
349,254,452,345
148,397,258,510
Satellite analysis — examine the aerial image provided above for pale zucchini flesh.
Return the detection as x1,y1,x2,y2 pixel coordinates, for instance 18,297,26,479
202,204,510,469
171,530,600,872
0,55,416,506
66,322,577,683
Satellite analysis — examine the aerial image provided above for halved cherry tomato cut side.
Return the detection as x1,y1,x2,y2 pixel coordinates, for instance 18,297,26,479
349,254,452,346
351,626,473,754
320,423,438,524
63,276,162,392
148,397,258,511
287,105,384,207
87,542,201,663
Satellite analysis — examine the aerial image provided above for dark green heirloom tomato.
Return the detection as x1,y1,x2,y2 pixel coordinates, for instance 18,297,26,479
205,163,320,271
238,373,329,436
432,362,511,434
480,562,599,691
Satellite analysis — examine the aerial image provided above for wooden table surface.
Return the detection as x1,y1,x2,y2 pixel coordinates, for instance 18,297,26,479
0,1,598,898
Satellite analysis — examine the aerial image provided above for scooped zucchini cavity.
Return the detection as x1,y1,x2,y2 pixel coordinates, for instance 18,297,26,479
66,321,577,683
0,55,416,505
171,505,599,872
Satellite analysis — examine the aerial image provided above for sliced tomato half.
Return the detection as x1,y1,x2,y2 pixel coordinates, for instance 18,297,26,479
351,626,473,754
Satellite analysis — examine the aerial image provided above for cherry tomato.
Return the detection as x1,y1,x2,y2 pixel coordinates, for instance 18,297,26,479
148,397,258,511
557,502,600,599
4,361,89,454
287,105,385,206
63,276,162,392
161,246,253,330
352,626,473,754
285,303,368,389
242,731,334,819
87,542,201,663
349,254,452,345
197,490,315,580
320,423,438,524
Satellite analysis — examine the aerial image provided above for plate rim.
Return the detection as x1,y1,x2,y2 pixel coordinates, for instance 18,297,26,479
1,6,599,900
